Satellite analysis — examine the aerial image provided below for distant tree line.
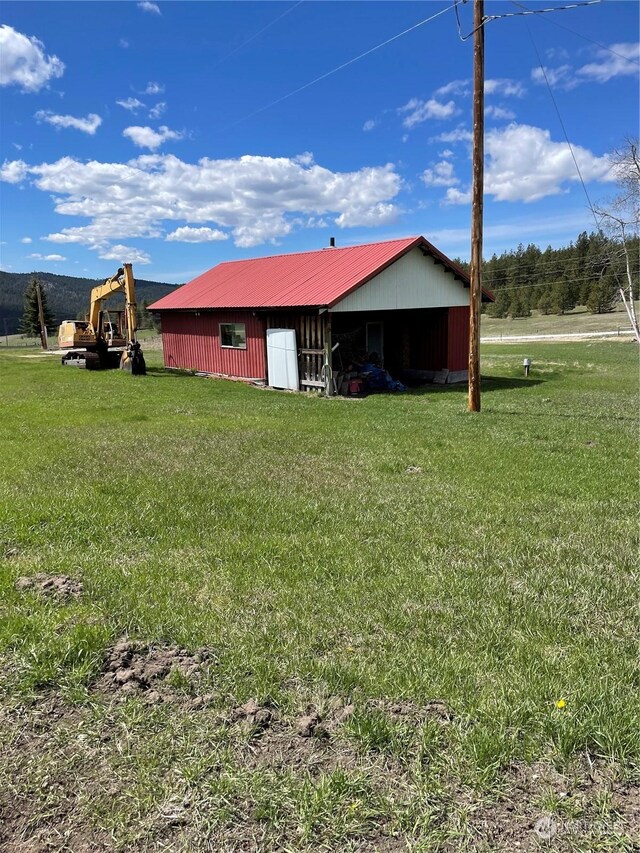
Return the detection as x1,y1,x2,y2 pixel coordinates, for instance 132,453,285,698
458,231,639,319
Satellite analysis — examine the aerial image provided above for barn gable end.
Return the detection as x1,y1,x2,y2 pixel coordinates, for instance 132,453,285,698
331,246,468,313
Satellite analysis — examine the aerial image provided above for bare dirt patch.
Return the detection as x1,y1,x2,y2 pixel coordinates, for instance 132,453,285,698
1,680,637,852
367,697,453,723
0,694,112,853
94,637,215,705
232,697,367,777
464,760,640,852
15,573,83,600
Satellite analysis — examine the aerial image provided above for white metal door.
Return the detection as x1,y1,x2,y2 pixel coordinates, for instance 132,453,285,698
266,328,299,390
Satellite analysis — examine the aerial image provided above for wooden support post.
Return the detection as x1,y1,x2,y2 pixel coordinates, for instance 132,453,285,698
468,0,484,412
323,311,333,396
35,281,49,350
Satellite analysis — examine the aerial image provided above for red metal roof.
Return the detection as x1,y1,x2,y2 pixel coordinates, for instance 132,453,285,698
149,236,490,312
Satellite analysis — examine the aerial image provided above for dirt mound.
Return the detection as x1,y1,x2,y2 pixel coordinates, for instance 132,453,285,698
231,698,274,730
367,698,453,723
232,697,360,776
95,638,215,705
15,573,83,599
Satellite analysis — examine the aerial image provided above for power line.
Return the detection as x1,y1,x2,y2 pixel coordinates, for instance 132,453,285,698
222,3,455,130
211,1,305,70
481,249,620,269
454,0,603,41
483,274,621,291
487,0,603,22
524,21,602,228
511,0,640,66
521,9,640,338
520,17,631,307
483,270,619,287
480,252,630,278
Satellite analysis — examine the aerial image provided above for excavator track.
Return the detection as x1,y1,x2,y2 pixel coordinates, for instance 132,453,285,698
61,351,102,369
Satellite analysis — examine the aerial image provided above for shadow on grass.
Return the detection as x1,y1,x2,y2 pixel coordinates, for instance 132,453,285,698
144,368,546,397
144,367,200,380
406,376,544,395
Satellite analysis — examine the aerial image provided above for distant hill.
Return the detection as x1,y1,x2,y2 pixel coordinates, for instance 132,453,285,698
0,270,180,334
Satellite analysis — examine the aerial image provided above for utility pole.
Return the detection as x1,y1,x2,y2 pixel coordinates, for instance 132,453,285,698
35,281,49,350
468,0,484,412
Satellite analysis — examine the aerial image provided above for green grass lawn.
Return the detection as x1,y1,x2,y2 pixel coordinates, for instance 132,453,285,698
1,340,638,852
481,301,639,338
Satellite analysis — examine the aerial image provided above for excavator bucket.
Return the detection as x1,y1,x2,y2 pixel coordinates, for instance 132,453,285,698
120,341,146,375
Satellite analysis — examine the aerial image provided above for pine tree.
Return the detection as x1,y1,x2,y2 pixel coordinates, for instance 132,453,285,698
550,280,575,315
586,272,617,314
509,287,531,318
537,288,553,315
487,286,510,318
18,278,56,337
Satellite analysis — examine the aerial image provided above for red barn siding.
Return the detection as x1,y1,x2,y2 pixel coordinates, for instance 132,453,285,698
447,306,469,371
160,311,266,379
410,308,448,371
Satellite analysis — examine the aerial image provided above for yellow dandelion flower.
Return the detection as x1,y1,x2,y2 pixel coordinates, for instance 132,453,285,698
555,699,566,709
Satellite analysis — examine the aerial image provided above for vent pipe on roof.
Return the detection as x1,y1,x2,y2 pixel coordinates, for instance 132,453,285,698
329,237,336,248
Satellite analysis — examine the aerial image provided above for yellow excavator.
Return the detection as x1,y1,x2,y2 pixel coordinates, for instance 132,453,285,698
58,263,146,374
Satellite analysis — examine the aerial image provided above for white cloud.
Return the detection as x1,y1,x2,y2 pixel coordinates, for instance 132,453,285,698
362,119,377,132
443,123,614,205
3,152,401,252
119,38,130,49
531,64,577,90
398,97,457,129
578,42,639,82
485,105,516,121
443,187,471,205
431,127,472,144
486,124,613,202
429,211,605,250
484,79,526,97
0,25,65,92
0,159,28,183
439,149,454,158
138,2,161,14
99,244,151,264
165,226,228,243
122,125,183,150
435,79,470,98
421,160,459,188
144,81,164,94
117,97,145,112
546,47,570,62
148,101,167,119
35,110,102,135
29,253,66,261
335,202,397,228
532,43,639,91
20,237,32,244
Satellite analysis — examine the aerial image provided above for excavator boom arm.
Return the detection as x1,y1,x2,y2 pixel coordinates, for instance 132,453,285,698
87,263,137,343
88,267,125,331
122,263,138,344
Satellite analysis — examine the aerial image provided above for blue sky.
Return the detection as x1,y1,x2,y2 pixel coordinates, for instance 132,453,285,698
1,0,638,283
